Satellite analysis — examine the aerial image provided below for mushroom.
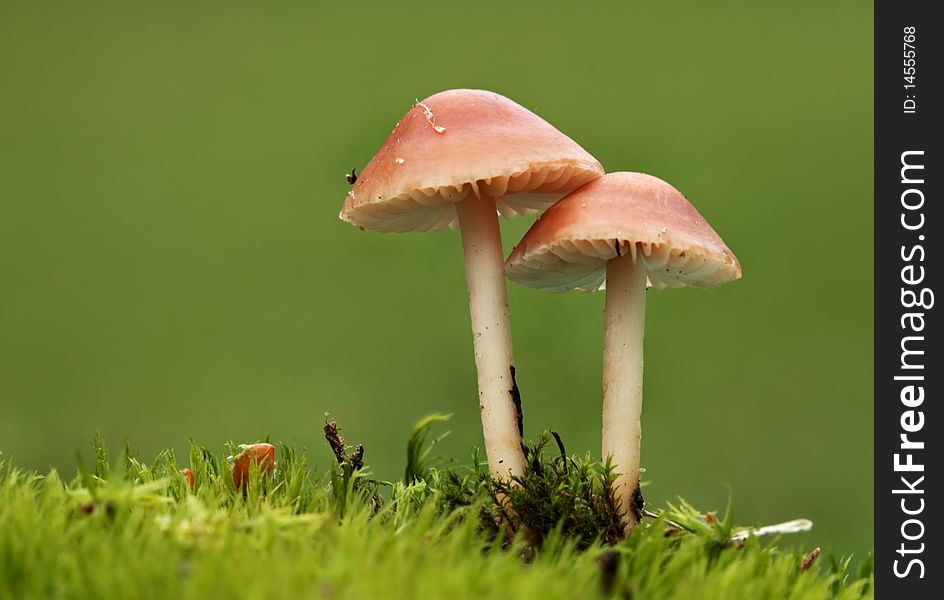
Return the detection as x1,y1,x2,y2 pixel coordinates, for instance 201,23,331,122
340,89,603,480
505,172,741,531
232,443,276,492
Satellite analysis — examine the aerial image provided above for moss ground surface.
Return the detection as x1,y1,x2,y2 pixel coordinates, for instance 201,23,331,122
0,420,873,599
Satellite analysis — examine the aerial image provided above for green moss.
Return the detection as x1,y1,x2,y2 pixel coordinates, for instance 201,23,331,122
0,421,872,599
435,433,625,548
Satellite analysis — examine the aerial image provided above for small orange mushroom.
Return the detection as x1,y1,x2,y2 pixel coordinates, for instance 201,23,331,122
231,443,275,491
181,468,195,490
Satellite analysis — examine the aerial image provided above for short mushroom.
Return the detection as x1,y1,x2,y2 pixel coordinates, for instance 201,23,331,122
340,89,603,480
231,443,276,492
505,172,741,531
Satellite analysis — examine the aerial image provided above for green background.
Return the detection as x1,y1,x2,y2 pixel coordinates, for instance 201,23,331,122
0,1,873,557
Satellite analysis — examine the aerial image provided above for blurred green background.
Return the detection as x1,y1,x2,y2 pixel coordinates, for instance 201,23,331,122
0,1,872,557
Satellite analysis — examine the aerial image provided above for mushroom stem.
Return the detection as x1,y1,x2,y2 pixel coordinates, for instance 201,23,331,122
602,252,647,533
456,194,526,481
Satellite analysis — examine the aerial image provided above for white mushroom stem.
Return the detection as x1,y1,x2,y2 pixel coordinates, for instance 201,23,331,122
456,194,526,481
601,252,648,533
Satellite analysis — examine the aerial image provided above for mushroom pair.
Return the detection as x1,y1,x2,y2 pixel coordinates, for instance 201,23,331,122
340,89,741,533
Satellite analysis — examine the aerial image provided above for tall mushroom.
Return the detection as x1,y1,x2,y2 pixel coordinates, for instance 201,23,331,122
340,89,603,480
505,172,741,531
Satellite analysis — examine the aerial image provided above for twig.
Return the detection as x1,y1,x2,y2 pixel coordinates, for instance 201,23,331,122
800,547,821,571
350,444,364,471
730,519,813,542
323,422,346,465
